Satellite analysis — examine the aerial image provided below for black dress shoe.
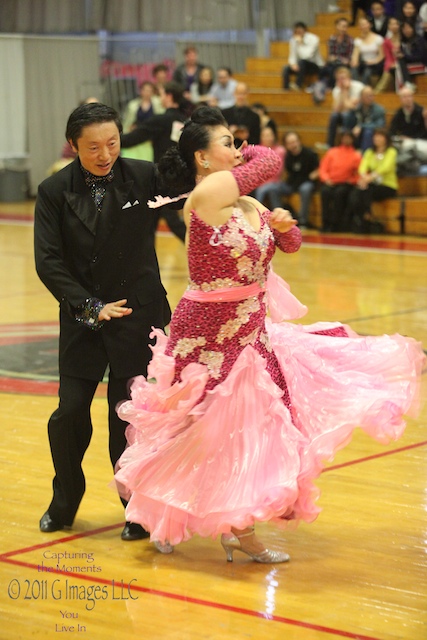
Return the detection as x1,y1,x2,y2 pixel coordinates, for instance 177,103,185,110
121,522,150,541
39,512,65,533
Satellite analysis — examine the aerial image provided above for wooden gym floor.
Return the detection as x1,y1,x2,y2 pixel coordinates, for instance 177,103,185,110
0,201,426,640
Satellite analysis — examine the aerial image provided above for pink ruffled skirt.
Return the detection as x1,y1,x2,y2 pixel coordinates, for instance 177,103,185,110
114,323,424,545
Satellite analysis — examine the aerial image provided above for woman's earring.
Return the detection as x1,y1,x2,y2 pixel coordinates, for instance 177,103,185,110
203,161,210,169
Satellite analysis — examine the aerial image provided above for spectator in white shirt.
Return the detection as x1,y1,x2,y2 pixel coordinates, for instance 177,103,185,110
325,66,365,148
351,17,385,86
282,22,325,91
210,67,238,109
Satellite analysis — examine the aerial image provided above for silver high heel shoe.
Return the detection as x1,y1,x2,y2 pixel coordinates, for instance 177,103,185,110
221,528,290,564
153,540,174,554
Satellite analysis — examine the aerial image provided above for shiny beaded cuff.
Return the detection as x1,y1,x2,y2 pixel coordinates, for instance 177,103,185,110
75,297,105,330
272,226,302,254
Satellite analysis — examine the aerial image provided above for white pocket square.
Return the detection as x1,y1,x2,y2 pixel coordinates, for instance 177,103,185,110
122,200,139,209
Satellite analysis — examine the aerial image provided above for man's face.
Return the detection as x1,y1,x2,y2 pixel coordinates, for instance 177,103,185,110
285,134,301,155
216,70,230,87
234,84,248,107
361,88,374,106
371,2,385,18
336,20,348,36
400,89,414,110
70,122,120,176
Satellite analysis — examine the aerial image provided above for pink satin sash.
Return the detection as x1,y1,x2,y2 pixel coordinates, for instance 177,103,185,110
183,270,308,322
183,281,263,303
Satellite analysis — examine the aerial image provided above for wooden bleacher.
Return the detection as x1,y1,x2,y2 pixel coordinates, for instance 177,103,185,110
234,0,427,235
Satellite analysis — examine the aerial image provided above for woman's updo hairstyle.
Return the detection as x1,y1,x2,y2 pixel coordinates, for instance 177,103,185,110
157,105,228,192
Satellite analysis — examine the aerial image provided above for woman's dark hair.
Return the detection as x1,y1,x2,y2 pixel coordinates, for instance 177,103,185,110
157,105,228,191
400,19,416,40
197,66,214,95
372,127,392,150
339,130,356,145
66,103,122,147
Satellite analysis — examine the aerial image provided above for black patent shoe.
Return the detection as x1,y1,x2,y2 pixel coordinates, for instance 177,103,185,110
121,522,150,541
39,511,65,533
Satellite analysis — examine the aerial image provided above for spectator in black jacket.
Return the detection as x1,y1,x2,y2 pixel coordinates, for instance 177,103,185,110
389,84,427,171
369,1,390,37
259,132,319,229
121,82,187,241
221,83,261,144
172,45,205,99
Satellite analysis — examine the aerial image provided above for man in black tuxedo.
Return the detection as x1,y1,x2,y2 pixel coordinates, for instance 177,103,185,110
34,103,171,540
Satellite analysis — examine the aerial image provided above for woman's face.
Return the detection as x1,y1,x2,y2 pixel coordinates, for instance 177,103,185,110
140,83,154,100
402,23,415,38
373,132,386,149
403,2,416,17
199,68,213,84
260,127,276,147
389,18,400,34
359,18,371,34
201,125,242,173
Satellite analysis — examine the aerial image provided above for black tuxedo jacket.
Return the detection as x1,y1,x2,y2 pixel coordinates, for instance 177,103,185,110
34,156,171,381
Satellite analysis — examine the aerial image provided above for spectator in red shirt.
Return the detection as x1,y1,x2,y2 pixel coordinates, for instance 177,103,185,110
319,131,362,231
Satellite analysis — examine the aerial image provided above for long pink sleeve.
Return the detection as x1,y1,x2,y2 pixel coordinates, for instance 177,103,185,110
232,145,282,196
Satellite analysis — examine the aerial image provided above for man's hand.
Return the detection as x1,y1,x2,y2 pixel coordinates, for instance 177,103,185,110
98,299,133,322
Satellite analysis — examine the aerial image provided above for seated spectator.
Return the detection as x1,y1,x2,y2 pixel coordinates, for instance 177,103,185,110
254,127,286,204
347,128,397,232
251,103,278,137
151,63,169,114
322,17,355,89
400,19,427,68
325,66,365,148
189,66,214,105
351,17,385,87
347,85,386,151
260,132,319,229
319,131,361,232
221,82,261,144
172,45,205,99
369,1,390,37
389,84,427,171
282,21,325,91
377,16,404,92
400,1,424,36
210,67,237,109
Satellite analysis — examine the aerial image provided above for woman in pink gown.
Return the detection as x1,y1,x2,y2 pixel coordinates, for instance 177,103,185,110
114,106,424,563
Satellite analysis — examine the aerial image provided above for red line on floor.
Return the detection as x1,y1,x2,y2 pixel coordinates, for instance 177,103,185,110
302,234,427,252
0,523,125,559
0,555,381,639
323,439,427,472
0,377,60,395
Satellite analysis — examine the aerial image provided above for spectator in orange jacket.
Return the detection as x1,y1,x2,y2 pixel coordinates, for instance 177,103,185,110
319,131,361,231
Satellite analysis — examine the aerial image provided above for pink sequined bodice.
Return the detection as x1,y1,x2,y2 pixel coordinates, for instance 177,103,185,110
165,207,298,403
187,208,275,291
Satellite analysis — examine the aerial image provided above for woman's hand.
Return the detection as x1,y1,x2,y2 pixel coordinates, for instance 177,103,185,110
269,208,298,233
98,299,133,322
